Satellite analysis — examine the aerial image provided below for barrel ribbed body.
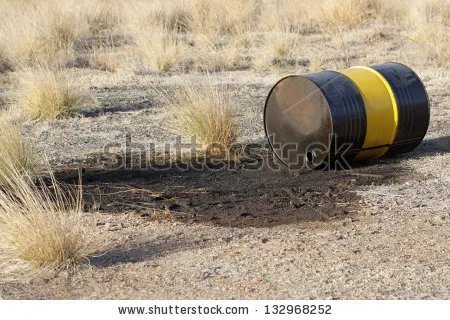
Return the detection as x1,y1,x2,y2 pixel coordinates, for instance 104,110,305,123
263,63,430,168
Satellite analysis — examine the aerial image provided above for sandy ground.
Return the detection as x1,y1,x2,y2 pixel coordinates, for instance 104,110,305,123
0,26,449,299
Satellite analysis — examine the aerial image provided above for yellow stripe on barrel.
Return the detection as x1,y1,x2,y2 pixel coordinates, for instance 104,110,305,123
340,66,398,160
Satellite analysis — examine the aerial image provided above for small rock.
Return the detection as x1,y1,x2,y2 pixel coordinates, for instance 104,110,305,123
289,200,305,208
413,202,427,208
219,236,233,243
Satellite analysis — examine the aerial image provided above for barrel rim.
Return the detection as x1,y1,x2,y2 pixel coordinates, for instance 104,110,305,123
382,62,430,114
263,74,334,167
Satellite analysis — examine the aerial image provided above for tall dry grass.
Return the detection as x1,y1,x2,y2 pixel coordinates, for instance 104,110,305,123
0,0,448,73
84,0,123,35
0,113,93,282
134,27,182,72
0,118,34,186
408,0,450,67
186,0,260,38
0,0,85,69
0,164,93,281
191,37,248,71
163,81,238,147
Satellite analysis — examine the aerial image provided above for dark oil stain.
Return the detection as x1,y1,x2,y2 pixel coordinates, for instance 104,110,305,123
55,154,421,229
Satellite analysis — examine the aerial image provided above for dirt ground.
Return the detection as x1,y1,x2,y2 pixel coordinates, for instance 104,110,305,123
0,26,449,299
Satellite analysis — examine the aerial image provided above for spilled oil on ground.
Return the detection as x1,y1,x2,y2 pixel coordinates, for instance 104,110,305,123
56,157,416,228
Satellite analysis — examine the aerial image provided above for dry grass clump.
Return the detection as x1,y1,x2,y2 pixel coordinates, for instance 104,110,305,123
186,0,260,38
408,0,450,25
324,0,379,28
89,47,120,72
0,0,89,68
131,0,191,32
0,118,34,186
15,68,85,120
253,30,300,70
0,10,45,68
191,38,249,71
0,164,93,280
84,0,123,34
135,28,182,72
0,116,93,280
43,9,87,52
409,0,450,67
259,0,319,33
164,82,238,147
412,23,449,68
259,0,404,32
269,30,299,59
317,0,407,29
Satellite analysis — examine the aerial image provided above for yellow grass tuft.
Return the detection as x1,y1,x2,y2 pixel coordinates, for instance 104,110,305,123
84,0,122,34
44,10,85,51
0,118,34,186
15,68,85,120
0,164,93,281
325,0,375,28
253,30,300,70
143,0,191,32
192,37,248,71
135,28,182,72
164,81,238,147
89,47,120,72
270,31,299,59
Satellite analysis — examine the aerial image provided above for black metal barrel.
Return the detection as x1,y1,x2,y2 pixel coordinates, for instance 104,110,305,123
263,62,430,168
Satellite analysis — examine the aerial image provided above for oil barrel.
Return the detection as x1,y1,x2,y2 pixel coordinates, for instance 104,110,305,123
263,62,429,168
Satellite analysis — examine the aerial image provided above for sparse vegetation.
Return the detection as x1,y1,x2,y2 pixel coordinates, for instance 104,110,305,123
164,82,238,147
0,0,447,73
0,0,447,301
